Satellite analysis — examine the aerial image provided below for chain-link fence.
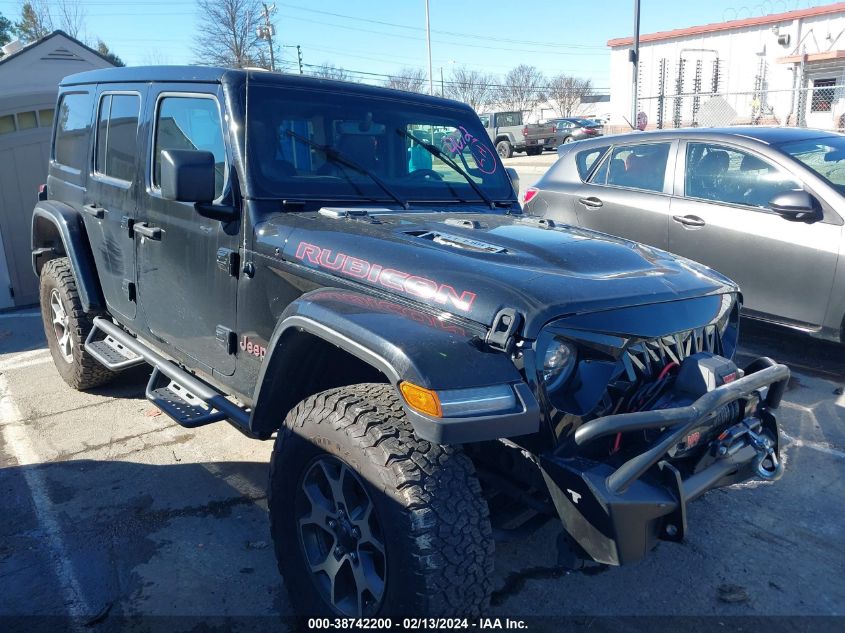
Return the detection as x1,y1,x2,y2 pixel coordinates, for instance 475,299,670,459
620,86,844,134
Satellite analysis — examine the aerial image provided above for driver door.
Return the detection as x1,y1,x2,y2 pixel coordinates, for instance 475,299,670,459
668,140,841,328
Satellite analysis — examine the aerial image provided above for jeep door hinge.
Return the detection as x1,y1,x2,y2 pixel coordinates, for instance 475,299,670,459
216,248,240,278
486,307,523,353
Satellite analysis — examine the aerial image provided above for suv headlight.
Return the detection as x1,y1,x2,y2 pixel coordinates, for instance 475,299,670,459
542,339,577,390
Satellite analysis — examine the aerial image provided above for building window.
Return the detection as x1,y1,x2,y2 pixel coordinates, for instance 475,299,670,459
0,114,15,135
811,79,836,112
39,109,54,128
17,111,37,130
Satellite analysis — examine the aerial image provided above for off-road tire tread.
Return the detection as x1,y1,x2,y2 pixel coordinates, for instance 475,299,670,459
269,383,494,616
40,257,114,390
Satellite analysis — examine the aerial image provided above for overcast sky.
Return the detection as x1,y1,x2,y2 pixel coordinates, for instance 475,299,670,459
0,0,837,88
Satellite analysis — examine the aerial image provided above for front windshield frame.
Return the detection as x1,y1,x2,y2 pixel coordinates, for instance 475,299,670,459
243,82,514,205
778,135,845,195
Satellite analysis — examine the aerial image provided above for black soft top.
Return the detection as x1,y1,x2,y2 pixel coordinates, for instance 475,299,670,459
59,65,470,111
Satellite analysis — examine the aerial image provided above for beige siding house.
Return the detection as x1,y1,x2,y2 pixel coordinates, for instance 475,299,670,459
0,31,114,309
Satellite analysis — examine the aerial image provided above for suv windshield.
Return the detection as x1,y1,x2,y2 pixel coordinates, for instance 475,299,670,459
779,136,845,194
245,84,512,203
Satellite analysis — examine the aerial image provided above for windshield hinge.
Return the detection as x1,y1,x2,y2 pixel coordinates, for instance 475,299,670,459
486,307,523,353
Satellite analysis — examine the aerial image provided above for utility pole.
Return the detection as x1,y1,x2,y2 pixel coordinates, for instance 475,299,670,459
257,3,276,71
630,0,640,125
296,44,303,74
424,0,433,95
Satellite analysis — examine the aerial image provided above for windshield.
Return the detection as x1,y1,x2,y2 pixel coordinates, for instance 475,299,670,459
245,84,513,203
779,136,845,194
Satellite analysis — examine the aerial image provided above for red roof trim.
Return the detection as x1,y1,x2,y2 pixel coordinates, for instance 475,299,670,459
608,2,845,47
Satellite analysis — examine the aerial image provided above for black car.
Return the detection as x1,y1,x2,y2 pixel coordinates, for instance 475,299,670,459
546,117,603,149
32,67,788,618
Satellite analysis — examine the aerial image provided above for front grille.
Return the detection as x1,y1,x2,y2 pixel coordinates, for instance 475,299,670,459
622,324,722,381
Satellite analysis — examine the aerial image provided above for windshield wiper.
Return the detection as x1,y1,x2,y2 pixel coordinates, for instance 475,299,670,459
285,130,409,209
397,128,494,209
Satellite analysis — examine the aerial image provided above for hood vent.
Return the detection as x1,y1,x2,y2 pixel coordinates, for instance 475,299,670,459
408,230,507,254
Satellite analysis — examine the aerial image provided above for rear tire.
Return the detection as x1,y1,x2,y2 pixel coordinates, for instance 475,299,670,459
39,257,114,390
268,383,494,617
563,135,574,144
496,139,513,159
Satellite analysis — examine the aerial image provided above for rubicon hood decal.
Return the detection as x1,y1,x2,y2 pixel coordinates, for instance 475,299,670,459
295,241,478,312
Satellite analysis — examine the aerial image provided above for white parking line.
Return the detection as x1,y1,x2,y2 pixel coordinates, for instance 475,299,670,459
0,310,40,319
0,349,51,372
0,375,92,618
781,430,845,460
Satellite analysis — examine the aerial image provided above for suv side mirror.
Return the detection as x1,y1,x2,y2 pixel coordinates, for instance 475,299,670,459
160,149,216,203
768,190,823,224
505,167,520,197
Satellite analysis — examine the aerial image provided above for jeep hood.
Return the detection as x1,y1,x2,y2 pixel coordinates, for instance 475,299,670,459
255,209,737,339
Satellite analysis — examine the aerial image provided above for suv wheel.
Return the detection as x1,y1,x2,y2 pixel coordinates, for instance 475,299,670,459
269,383,494,617
39,257,114,390
496,139,513,159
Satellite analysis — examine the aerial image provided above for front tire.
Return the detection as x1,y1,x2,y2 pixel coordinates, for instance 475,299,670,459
39,257,114,390
269,384,494,617
496,139,513,159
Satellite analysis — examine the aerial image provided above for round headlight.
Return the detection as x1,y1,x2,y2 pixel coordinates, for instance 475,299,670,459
542,340,577,389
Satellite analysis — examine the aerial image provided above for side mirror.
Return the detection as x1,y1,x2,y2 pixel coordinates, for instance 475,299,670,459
505,167,520,198
160,149,216,203
768,190,823,223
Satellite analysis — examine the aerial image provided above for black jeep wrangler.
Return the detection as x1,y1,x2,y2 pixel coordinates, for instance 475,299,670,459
32,67,788,618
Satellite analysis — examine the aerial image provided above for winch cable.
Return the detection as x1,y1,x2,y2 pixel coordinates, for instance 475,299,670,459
612,361,680,454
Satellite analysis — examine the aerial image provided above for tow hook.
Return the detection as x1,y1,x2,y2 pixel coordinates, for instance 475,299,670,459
745,423,784,481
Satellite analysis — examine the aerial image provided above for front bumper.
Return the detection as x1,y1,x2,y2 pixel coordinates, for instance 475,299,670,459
539,359,789,566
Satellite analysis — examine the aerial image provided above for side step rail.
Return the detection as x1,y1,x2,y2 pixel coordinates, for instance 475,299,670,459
86,317,250,429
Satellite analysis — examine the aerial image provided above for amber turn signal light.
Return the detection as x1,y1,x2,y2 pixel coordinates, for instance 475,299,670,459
399,381,442,417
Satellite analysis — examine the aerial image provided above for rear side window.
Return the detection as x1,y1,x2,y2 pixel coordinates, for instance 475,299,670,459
95,94,141,182
575,145,609,180
590,142,671,193
54,92,94,171
154,96,225,198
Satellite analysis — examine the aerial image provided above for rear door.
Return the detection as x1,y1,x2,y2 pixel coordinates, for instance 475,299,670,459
570,140,676,249
83,87,144,321
668,140,841,328
135,86,239,376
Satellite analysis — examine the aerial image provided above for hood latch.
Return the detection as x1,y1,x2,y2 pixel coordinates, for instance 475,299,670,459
486,307,523,354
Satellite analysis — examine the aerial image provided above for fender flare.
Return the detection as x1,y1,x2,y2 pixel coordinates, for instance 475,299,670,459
249,288,538,443
31,200,104,311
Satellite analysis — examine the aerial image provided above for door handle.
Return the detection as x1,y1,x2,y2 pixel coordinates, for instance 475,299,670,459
578,196,603,209
82,204,105,219
672,214,706,228
134,222,162,241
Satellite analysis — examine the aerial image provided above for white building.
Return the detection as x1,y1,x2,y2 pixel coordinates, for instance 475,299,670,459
607,2,845,132
0,31,113,309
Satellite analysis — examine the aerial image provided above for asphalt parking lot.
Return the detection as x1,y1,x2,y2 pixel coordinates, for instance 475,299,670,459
1,303,844,630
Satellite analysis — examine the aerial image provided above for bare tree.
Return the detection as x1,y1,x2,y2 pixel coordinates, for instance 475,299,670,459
55,0,85,39
385,67,426,93
445,66,494,111
193,0,267,69
546,74,593,117
495,64,546,115
311,62,350,81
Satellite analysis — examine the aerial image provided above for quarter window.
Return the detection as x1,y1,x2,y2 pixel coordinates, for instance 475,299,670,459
154,96,226,198
54,92,95,170
95,94,141,182
589,142,670,192
684,143,800,209
575,145,609,180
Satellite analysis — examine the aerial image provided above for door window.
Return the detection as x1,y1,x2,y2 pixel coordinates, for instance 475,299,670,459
684,143,800,209
589,142,670,192
153,96,226,198
95,94,141,182
54,92,95,171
